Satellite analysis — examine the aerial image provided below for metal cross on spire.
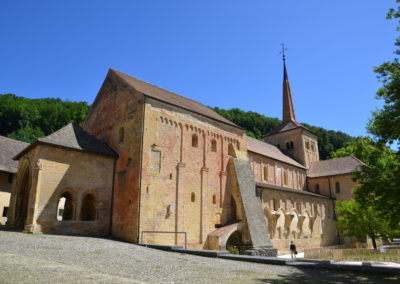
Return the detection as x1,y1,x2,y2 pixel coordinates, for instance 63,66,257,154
280,43,287,63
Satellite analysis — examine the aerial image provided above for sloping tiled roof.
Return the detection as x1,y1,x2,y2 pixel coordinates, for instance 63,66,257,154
264,120,314,137
246,136,306,169
14,123,117,160
0,136,29,173
111,69,240,128
307,156,365,178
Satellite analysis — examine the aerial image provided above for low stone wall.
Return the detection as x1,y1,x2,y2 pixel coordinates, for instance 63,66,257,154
304,247,400,262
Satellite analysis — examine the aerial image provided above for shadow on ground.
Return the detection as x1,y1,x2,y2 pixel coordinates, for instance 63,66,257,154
256,267,400,284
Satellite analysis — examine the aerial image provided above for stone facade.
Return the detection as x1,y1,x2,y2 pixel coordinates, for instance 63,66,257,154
139,99,246,248
264,128,319,169
5,67,365,255
307,174,357,201
259,187,337,254
7,144,115,235
0,172,13,225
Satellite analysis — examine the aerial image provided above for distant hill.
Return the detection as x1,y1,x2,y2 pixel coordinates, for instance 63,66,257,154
211,107,354,160
0,94,89,143
0,94,353,159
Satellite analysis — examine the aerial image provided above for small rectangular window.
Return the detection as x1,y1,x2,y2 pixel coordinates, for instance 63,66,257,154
335,182,340,194
263,166,269,182
2,207,9,217
150,150,161,173
311,142,315,152
305,140,310,150
8,174,13,183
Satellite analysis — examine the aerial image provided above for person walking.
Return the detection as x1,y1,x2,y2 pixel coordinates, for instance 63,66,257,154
290,241,297,259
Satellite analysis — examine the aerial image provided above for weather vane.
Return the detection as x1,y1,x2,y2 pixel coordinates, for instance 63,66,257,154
280,43,287,63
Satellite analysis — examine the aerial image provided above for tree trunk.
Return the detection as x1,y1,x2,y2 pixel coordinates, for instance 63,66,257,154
372,237,377,249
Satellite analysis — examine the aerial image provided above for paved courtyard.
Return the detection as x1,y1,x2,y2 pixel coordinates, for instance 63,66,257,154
0,230,398,283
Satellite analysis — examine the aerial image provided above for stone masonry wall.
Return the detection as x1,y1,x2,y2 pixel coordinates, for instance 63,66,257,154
264,128,319,168
307,174,357,201
19,145,114,235
260,187,338,254
139,98,246,248
83,71,145,242
249,152,307,190
0,172,13,225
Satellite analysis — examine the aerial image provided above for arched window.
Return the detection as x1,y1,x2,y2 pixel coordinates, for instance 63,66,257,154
228,143,236,157
305,140,310,150
191,192,196,202
263,166,268,182
273,198,278,211
192,134,198,147
315,184,320,194
283,170,288,186
335,182,340,194
290,141,294,149
212,194,216,204
211,139,217,152
286,142,290,150
57,192,73,221
119,127,124,144
81,194,96,221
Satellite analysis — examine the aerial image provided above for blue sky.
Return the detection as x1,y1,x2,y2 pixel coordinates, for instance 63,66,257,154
0,1,397,137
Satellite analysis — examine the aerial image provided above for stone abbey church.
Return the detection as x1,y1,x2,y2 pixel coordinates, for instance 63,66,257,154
0,64,364,255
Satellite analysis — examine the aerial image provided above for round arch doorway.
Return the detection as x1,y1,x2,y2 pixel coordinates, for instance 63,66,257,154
226,230,242,252
14,166,31,229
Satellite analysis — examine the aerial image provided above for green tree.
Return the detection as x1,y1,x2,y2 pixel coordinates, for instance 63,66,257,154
329,136,395,167
368,1,400,145
7,125,45,143
330,137,400,232
0,94,90,143
336,199,394,249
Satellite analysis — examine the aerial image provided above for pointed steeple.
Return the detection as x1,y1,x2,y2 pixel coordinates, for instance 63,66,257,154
282,61,297,122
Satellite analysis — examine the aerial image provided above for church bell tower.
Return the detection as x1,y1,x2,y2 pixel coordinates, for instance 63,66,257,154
263,50,319,168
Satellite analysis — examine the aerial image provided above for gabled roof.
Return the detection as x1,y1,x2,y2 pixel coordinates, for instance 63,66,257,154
263,120,313,137
246,136,306,169
110,69,240,129
307,156,365,178
14,123,117,160
0,136,29,174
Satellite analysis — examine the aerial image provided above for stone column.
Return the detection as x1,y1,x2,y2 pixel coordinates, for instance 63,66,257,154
24,159,42,233
200,166,209,244
175,123,185,246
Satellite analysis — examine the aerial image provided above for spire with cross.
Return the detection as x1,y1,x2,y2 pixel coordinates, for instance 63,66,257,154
280,44,296,122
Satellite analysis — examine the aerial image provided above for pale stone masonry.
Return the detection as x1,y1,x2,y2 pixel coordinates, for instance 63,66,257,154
5,64,364,254
0,136,28,225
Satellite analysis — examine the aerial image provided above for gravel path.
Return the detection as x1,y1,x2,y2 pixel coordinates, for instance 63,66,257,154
0,230,398,283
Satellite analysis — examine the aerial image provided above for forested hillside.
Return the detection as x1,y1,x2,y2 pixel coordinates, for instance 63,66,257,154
0,94,353,159
212,107,354,160
0,94,89,143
